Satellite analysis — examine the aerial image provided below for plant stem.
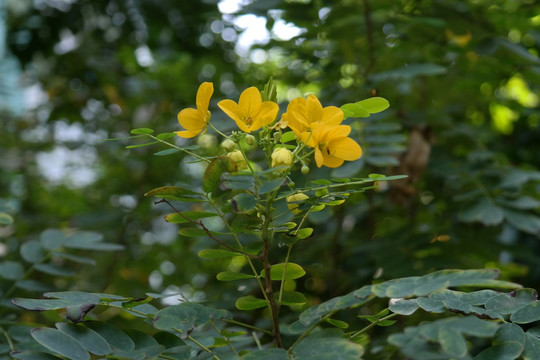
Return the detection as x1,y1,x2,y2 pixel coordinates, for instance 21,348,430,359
221,318,273,335
278,245,293,304
156,199,257,259
173,328,220,360
210,320,238,356
148,134,210,163
288,311,337,352
0,326,15,351
349,312,399,340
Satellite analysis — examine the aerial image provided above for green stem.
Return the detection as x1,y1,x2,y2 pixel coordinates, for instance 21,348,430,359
278,245,293,304
349,312,399,340
209,123,231,140
288,311,337,352
173,328,220,360
274,178,378,201
221,318,273,336
205,196,270,304
0,326,15,352
147,134,209,163
210,320,238,356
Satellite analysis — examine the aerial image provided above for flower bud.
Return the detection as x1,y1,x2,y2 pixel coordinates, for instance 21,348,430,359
221,139,236,152
244,134,256,145
271,147,294,168
301,165,309,175
287,180,295,189
227,150,248,170
273,131,282,142
286,193,309,214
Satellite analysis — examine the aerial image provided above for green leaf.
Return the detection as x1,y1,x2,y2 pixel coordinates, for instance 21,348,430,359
154,148,180,156
216,272,254,281
20,241,45,263
0,260,24,280
389,299,419,315
261,262,306,280
63,232,123,251
325,318,349,329
40,229,66,250
458,198,504,226
52,252,96,265
485,289,537,315
278,291,307,306
13,292,101,311
0,212,13,225
85,321,135,351
259,178,285,194
144,185,202,199
438,327,467,358
16,280,51,292
164,211,217,224
280,131,296,143
56,323,111,356
293,335,364,359
203,156,237,193
153,303,229,332
198,249,243,258
523,333,540,360
296,228,313,240
474,342,524,360
356,97,390,113
494,323,525,346
130,128,154,135
34,263,75,277
66,304,97,323
156,132,176,140
498,196,540,210
504,209,540,235
241,348,288,360
511,301,540,324
340,103,370,118
235,296,267,310
30,328,90,360
9,351,59,360
232,193,257,213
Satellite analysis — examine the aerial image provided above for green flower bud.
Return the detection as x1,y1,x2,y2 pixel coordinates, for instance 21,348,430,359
301,165,309,175
287,180,295,189
244,134,256,145
221,139,236,152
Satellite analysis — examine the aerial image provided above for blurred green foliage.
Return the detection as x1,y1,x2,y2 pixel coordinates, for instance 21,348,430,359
1,0,540,358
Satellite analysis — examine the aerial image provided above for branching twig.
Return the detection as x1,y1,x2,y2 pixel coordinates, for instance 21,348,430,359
155,199,258,259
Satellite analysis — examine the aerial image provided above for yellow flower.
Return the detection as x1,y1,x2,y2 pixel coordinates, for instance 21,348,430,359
300,123,362,168
286,193,309,214
227,150,248,170
271,147,294,168
176,82,213,138
218,87,279,133
283,94,343,137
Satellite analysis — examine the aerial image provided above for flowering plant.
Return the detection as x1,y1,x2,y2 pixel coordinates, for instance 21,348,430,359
11,79,535,360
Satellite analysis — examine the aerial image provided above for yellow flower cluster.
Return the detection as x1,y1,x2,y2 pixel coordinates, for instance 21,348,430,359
176,83,362,169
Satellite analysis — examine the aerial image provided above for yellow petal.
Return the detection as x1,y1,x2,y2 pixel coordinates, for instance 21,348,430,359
251,101,279,131
178,108,205,131
218,99,243,124
305,94,323,124
321,151,345,168
299,131,315,147
176,129,202,138
314,147,324,168
196,82,213,113
326,124,351,139
238,87,262,117
330,137,362,161
321,106,344,126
